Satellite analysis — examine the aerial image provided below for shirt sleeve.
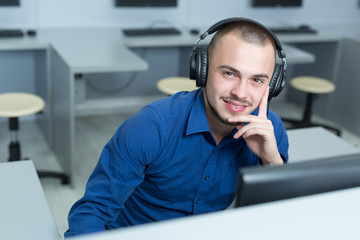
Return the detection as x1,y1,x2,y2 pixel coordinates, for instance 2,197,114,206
65,106,165,238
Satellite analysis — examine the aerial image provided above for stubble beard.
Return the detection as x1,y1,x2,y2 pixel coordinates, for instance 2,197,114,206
205,93,252,126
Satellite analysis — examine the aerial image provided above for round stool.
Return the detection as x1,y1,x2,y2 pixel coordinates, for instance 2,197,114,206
0,93,45,161
0,92,69,184
157,77,198,95
282,76,341,136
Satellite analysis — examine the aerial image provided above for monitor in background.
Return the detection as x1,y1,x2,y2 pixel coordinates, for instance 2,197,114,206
234,153,360,208
115,0,177,7
116,0,180,36
252,0,302,7
0,0,23,38
0,0,20,6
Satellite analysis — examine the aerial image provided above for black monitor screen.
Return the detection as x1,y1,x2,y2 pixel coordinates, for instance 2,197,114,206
252,0,302,7
115,0,177,7
0,0,20,6
234,153,360,207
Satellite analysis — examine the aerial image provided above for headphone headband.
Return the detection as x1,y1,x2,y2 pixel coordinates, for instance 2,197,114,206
200,17,286,59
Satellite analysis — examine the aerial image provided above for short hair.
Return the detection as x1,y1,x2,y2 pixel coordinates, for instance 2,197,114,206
208,21,276,57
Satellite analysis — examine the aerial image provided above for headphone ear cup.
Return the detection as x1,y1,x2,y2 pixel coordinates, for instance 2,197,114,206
189,49,197,81
268,63,285,101
189,47,207,87
196,47,208,87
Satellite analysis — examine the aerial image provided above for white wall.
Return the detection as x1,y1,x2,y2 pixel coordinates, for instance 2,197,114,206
1,0,360,29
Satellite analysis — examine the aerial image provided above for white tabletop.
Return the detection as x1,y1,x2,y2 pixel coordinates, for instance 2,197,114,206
287,127,360,163
0,35,48,51
277,23,360,44
73,186,360,240
0,27,316,73
37,28,149,73
0,161,61,240
122,29,316,64
41,27,315,69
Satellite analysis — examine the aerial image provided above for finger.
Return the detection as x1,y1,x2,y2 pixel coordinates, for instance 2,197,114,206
228,114,267,124
258,85,269,118
241,125,273,139
233,123,245,139
234,121,272,139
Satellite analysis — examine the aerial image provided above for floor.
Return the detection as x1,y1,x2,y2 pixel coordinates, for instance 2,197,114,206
1,98,360,239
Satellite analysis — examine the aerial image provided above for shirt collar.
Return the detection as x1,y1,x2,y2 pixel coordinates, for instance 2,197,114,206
186,88,211,135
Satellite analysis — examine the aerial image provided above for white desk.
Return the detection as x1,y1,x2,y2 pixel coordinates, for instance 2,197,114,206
287,127,360,163
0,161,61,240
72,186,360,240
39,29,149,185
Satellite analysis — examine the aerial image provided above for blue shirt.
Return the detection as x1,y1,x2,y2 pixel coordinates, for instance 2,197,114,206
65,89,289,238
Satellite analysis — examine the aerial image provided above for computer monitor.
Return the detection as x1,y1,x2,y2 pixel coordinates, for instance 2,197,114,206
0,0,20,6
234,153,360,207
115,0,177,7
252,0,302,7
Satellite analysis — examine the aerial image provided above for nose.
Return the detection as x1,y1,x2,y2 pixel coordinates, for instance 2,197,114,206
230,80,248,99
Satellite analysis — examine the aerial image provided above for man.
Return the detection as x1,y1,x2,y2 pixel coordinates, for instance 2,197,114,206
65,18,289,238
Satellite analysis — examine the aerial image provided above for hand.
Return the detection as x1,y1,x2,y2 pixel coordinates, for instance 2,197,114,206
227,86,283,165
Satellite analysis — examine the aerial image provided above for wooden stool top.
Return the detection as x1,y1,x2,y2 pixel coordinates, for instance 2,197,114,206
290,76,335,94
157,77,198,95
0,92,45,118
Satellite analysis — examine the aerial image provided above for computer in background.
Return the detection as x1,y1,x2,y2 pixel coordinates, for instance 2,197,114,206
234,153,360,207
0,0,24,38
115,0,181,37
252,0,302,7
122,27,181,37
251,0,317,35
0,0,20,6
115,0,177,7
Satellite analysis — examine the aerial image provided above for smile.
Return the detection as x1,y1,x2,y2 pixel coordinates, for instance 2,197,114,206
228,101,245,108
223,99,249,113
223,98,250,107
224,99,247,112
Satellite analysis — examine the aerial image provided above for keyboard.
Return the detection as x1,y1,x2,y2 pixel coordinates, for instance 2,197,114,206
0,29,24,38
122,27,181,37
269,27,317,34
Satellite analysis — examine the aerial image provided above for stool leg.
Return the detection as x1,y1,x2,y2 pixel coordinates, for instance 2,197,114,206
302,93,315,124
6,117,70,184
8,117,21,161
9,142,21,161
37,171,70,185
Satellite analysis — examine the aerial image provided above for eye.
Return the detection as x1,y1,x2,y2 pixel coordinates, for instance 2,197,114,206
254,78,262,83
223,71,237,79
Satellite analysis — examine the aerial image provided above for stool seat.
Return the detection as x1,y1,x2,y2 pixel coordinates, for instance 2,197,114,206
290,76,335,94
0,93,45,117
157,77,198,95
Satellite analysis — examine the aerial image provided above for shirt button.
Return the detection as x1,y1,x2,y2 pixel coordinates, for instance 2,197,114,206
205,176,210,180
196,200,200,204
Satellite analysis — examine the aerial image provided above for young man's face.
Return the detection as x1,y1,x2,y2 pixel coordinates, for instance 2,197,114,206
204,32,276,126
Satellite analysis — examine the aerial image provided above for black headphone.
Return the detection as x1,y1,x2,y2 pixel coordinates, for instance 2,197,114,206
189,17,287,101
